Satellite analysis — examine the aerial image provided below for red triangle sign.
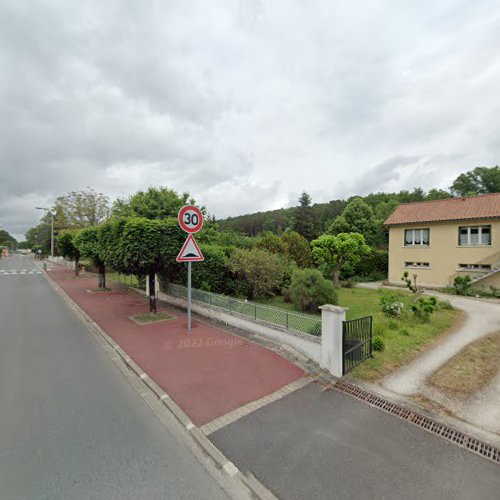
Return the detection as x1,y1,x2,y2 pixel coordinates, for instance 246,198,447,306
176,234,204,262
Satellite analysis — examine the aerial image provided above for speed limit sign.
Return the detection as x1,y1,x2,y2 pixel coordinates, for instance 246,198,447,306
178,205,204,233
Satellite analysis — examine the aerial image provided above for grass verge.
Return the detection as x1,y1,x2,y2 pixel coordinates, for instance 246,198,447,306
428,332,500,398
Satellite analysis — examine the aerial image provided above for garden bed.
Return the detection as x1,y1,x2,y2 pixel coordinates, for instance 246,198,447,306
257,287,464,381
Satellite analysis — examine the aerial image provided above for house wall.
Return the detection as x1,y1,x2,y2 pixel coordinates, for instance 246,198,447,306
388,218,500,288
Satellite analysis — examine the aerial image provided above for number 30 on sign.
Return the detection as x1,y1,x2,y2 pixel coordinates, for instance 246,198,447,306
178,205,204,233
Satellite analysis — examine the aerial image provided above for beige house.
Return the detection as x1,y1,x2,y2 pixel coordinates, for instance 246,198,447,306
385,193,500,289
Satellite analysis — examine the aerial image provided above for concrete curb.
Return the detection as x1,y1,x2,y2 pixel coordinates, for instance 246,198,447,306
43,269,278,500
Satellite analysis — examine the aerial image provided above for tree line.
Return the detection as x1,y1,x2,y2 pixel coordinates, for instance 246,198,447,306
18,165,500,315
218,165,500,241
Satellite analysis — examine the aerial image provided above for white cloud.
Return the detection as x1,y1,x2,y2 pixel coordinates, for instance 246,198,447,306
1,0,500,237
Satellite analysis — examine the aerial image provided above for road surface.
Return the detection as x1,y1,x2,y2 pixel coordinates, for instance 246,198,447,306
211,383,500,500
0,255,230,500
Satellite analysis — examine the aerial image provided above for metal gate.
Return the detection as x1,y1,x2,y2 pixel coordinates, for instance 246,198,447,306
342,316,373,375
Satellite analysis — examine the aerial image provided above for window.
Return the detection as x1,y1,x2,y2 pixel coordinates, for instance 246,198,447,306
457,263,491,271
404,262,430,268
404,229,430,246
458,226,491,246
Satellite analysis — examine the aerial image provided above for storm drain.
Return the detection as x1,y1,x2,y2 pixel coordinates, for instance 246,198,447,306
333,381,500,465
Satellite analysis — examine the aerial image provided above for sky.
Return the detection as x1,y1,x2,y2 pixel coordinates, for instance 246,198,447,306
1,0,500,240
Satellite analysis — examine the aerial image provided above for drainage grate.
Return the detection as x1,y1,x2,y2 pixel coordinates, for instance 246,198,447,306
334,381,500,465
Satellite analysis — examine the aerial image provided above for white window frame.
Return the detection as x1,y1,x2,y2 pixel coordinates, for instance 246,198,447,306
404,228,430,246
404,261,430,268
458,225,491,246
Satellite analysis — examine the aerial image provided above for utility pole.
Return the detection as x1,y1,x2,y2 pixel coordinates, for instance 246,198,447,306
35,207,55,257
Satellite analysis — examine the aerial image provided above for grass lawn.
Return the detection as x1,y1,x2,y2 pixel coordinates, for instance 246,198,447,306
428,331,500,397
257,287,463,381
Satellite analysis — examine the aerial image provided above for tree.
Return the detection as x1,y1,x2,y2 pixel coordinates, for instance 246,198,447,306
450,166,500,196
256,231,287,254
25,223,51,254
99,217,185,313
311,232,370,287
426,189,452,201
0,230,17,250
57,230,80,276
74,227,107,289
112,186,197,220
292,192,318,241
281,231,313,268
228,248,286,299
328,197,381,247
54,188,110,228
287,268,337,312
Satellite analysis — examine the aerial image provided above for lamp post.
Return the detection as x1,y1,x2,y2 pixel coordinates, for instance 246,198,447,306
35,207,54,257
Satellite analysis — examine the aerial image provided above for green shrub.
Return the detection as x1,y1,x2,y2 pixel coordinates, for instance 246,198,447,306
400,327,410,336
287,268,338,312
229,248,286,299
373,336,385,351
341,279,355,288
352,248,388,280
438,299,454,310
282,287,292,303
380,294,405,318
411,296,437,322
453,275,472,296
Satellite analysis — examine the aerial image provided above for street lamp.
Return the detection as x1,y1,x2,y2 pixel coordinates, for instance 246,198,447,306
35,207,54,257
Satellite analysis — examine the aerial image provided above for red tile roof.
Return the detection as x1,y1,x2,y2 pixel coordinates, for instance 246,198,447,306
384,193,500,226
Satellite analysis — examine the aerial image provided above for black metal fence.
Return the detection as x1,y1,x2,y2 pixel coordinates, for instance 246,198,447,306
342,315,373,374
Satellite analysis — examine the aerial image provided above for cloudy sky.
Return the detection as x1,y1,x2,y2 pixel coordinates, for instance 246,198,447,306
1,0,500,240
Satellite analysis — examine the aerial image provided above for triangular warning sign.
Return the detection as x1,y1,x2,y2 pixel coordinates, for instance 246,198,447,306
176,234,204,262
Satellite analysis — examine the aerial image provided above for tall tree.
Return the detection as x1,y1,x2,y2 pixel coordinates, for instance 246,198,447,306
0,229,17,249
292,192,318,241
450,166,500,196
54,188,110,228
425,189,452,201
311,232,370,287
25,223,51,253
328,197,382,246
112,186,197,220
57,230,80,276
99,217,184,313
74,227,107,289
281,231,313,268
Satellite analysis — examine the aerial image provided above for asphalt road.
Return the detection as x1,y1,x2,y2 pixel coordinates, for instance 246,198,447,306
212,383,500,500
0,255,230,500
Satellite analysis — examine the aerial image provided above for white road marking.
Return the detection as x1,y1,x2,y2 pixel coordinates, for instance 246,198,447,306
0,270,42,276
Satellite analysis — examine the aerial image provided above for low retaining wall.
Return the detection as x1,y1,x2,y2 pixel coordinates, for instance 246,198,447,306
158,290,322,364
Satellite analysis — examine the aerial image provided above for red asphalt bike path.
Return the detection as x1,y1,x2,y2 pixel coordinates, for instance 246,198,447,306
48,267,304,426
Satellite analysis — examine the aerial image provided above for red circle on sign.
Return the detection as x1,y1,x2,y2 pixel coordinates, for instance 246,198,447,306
178,205,204,233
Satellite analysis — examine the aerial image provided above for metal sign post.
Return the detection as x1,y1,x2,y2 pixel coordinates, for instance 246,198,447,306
176,206,204,335
187,262,192,334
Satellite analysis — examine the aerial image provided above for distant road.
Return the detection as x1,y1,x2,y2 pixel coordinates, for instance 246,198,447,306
0,255,230,500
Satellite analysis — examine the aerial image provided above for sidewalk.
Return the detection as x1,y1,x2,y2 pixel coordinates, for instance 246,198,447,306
48,267,304,426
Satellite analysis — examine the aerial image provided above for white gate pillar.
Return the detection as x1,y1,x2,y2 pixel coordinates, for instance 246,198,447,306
319,304,348,377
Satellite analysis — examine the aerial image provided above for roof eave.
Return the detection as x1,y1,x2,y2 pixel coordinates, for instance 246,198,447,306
385,215,500,227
